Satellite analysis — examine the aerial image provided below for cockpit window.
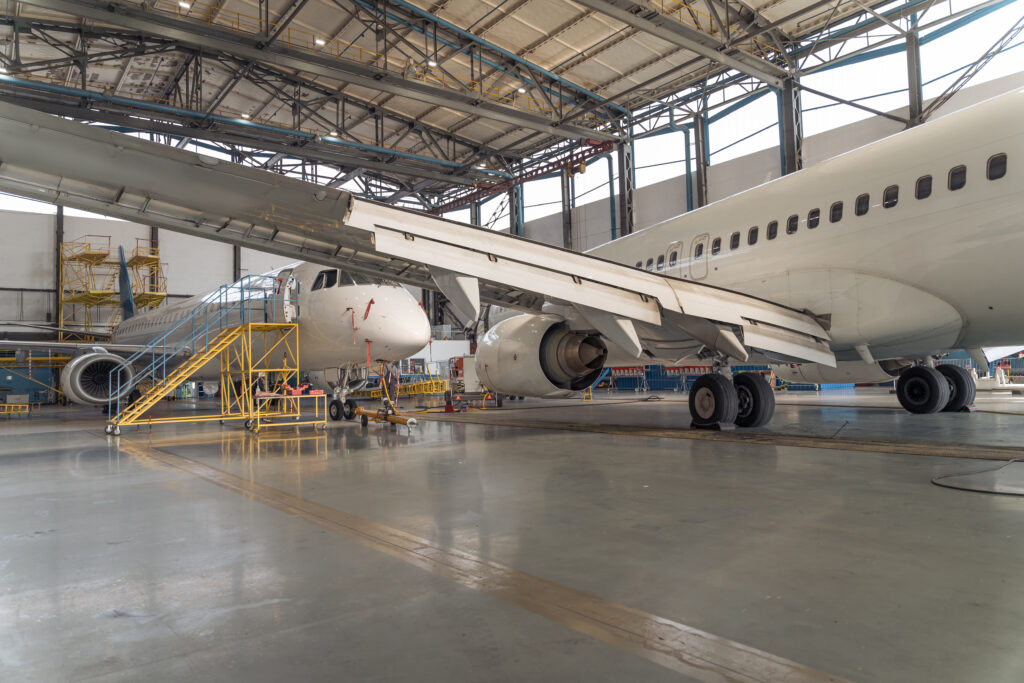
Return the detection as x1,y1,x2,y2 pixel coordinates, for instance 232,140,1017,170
312,269,338,290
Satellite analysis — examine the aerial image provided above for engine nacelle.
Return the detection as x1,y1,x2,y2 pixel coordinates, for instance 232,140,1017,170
476,315,607,398
771,359,910,385
61,352,135,405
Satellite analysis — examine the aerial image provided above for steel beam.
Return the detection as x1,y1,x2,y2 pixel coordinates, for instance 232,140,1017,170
19,0,615,141
778,77,802,175
572,0,787,88
692,113,709,207
906,30,923,127
616,141,635,236
561,167,574,249
508,184,524,237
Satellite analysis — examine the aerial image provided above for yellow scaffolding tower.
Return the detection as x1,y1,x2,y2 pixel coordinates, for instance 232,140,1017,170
59,236,167,342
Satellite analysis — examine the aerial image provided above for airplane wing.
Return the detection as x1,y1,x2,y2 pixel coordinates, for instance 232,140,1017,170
0,339,182,356
0,100,833,367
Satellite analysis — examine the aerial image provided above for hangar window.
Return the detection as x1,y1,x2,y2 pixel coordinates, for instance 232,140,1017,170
730,232,740,250
786,214,798,234
656,254,665,270
830,201,843,223
767,220,778,240
915,176,932,199
711,237,721,255
635,261,642,269
807,208,820,229
855,193,869,215
883,185,899,208
987,153,1006,180
748,226,758,245
668,250,678,267
694,243,704,259
645,258,654,271
948,165,966,191
312,269,337,290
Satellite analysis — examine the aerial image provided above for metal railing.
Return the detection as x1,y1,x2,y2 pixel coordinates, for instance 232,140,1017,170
107,274,298,419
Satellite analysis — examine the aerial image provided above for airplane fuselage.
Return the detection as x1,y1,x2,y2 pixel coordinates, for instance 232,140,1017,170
589,88,1024,365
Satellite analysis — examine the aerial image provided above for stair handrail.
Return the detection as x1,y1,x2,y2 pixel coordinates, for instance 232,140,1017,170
107,274,297,419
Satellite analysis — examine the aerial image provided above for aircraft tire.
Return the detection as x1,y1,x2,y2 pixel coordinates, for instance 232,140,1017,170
896,366,950,414
688,373,739,427
343,398,357,420
733,373,775,428
328,399,343,421
937,364,975,412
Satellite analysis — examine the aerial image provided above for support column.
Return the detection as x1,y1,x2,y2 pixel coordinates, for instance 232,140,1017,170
778,77,803,175
616,142,635,236
906,30,923,127
469,201,481,227
508,185,524,237
232,245,241,282
53,205,63,326
692,113,709,207
560,167,574,249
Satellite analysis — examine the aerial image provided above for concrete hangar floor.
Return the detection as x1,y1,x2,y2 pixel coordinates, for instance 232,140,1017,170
3,388,1024,682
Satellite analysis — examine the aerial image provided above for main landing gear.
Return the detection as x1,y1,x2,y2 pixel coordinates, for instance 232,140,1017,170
896,364,976,414
688,372,775,429
328,397,358,421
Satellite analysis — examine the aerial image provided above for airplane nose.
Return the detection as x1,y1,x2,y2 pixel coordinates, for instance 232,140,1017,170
364,285,431,360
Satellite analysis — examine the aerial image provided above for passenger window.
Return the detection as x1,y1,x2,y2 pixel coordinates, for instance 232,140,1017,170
915,175,931,199
694,243,704,259
748,226,758,245
635,261,642,269
948,165,966,190
729,232,740,250
711,238,721,255
668,251,678,267
656,254,665,270
312,269,338,290
786,214,798,234
883,185,898,208
766,220,778,240
645,258,654,271
807,208,820,229
830,201,843,223
855,193,869,216
987,153,1006,180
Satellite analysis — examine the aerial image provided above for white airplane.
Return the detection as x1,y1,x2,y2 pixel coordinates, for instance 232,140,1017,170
2,257,430,421
0,88,1019,429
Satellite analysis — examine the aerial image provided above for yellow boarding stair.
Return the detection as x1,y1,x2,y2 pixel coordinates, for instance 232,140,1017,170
112,327,242,427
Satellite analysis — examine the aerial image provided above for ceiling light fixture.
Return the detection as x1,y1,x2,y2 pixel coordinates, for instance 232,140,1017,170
178,1,191,8
328,130,338,137
241,113,250,120
427,59,438,67
517,87,526,94
315,38,326,46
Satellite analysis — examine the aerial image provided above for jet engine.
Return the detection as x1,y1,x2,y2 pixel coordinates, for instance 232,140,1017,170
61,352,135,405
771,359,911,385
475,315,608,398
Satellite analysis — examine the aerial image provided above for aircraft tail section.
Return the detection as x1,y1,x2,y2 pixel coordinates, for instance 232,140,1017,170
117,245,135,321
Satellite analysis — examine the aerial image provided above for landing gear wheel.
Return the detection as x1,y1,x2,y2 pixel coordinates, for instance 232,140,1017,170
937,364,976,412
343,399,357,420
496,394,504,408
328,399,343,421
733,373,775,428
896,366,950,414
688,373,739,427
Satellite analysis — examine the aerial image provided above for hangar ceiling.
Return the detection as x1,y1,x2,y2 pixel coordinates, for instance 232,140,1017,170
0,0,1016,211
